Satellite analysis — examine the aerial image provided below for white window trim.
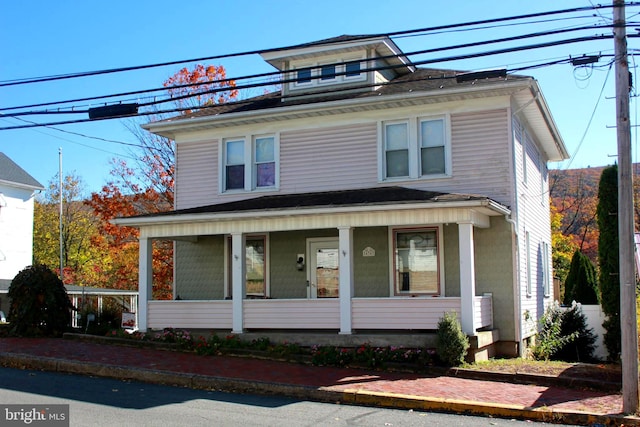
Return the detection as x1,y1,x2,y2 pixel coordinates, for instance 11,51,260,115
387,225,444,297
224,234,270,299
542,241,550,297
289,55,367,90
525,231,532,297
220,133,280,193
378,114,451,182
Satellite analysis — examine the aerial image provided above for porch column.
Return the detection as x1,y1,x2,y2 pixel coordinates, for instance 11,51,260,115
338,226,354,334
138,237,153,332
231,232,245,334
458,221,478,335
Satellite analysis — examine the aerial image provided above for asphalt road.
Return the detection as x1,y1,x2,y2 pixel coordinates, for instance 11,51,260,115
0,367,576,427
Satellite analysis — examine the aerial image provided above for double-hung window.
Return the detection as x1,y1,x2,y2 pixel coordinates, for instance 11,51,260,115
420,119,446,175
393,227,440,295
384,122,409,178
225,139,245,190
223,134,278,192
382,116,449,180
254,136,275,188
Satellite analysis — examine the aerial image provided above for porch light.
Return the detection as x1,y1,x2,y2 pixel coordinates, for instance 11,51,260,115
296,255,305,271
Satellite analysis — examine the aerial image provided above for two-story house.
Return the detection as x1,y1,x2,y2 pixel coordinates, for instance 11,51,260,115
0,152,44,314
115,35,569,357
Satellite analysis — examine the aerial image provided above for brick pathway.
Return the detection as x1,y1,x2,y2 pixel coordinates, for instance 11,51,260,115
0,337,625,417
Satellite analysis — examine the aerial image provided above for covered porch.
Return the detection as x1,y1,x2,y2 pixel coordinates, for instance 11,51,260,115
115,187,510,338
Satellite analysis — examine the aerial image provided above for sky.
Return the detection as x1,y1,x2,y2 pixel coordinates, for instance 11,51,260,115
1,1,638,196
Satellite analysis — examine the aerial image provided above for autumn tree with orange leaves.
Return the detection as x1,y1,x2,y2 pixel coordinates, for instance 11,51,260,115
87,64,238,299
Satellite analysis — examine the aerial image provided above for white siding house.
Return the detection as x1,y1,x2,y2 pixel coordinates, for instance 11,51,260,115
115,35,568,357
0,153,44,313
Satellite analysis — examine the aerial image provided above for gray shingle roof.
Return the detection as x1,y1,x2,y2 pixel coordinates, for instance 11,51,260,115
159,68,529,122
128,186,504,219
0,152,44,189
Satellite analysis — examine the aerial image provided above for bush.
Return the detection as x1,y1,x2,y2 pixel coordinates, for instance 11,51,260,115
7,264,74,337
553,303,597,362
531,302,595,361
563,250,599,305
436,312,469,366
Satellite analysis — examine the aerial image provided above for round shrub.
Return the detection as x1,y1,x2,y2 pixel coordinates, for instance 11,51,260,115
436,312,470,367
7,264,74,337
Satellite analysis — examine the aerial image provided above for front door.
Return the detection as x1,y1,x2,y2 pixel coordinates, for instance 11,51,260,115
309,239,339,298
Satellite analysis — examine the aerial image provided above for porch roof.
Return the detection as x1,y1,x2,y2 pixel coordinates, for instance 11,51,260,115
113,186,510,231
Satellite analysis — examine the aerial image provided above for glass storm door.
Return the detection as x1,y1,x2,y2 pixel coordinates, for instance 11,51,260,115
309,240,339,299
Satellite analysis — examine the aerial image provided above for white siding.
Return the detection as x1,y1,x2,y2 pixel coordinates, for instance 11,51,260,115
148,300,232,329
244,299,340,329
279,124,378,193
352,297,461,329
0,185,36,281
175,140,218,209
513,117,554,339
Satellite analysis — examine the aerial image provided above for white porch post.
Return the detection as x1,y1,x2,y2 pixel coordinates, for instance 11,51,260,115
338,226,354,334
231,232,245,334
138,237,153,332
458,221,478,335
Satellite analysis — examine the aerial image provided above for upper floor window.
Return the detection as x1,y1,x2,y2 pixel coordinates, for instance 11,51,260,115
222,134,278,192
382,116,449,181
225,139,245,190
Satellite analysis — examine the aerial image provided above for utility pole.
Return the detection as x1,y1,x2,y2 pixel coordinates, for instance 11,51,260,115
59,147,64,284
613,0,639,414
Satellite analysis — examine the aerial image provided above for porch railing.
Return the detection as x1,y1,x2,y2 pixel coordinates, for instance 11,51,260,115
147,294,493,332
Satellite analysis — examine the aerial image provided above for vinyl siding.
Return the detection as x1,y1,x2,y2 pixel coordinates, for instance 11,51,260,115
280,123,378,193
513,116,553,339
175,140,218,209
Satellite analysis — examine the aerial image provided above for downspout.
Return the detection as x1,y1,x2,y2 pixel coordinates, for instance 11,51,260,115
508,109,524,357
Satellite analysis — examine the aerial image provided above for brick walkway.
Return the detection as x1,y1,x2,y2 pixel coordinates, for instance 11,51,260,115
0,337,634,424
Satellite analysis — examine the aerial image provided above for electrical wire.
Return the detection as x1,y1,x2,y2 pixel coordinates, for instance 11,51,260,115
563,61,614,170
2,31,621,119
0,53,601,131
0,2,633,88
0,23,623,114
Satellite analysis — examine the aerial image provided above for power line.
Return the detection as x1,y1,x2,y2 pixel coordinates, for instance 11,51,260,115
0,2,632,88
0,49,610,131
1,23,622,114
2,30,623,119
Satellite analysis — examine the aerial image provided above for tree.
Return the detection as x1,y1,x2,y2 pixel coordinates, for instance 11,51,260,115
550,203,578,287
87,64,238,299
8,264,73,337
33,173,110,287
549,168,599,262
563,249,599,305
597,164,621,361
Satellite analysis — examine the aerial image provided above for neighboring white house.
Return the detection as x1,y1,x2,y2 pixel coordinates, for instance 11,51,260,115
0,152,44,313
114,35,569,357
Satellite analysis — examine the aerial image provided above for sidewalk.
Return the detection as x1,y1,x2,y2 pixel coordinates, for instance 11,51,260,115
0,336,637,426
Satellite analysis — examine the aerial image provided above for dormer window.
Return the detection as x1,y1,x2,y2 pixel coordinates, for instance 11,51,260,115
296,68,312,84
320,64,336,81
345,61,361,78
290,55,366,90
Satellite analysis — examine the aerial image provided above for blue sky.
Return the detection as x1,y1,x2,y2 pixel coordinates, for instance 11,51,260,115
1,1,637,195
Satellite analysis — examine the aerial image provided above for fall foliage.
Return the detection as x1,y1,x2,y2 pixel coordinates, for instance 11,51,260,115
87,64,238,299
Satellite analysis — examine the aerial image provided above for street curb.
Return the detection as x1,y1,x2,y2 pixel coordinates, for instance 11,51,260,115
0,352,637,426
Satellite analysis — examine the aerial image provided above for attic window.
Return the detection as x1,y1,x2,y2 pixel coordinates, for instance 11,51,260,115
297,68,312,84
321,64,336,81
345,61,361,77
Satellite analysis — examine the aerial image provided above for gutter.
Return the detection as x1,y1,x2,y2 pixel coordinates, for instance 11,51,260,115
143,79,534,137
